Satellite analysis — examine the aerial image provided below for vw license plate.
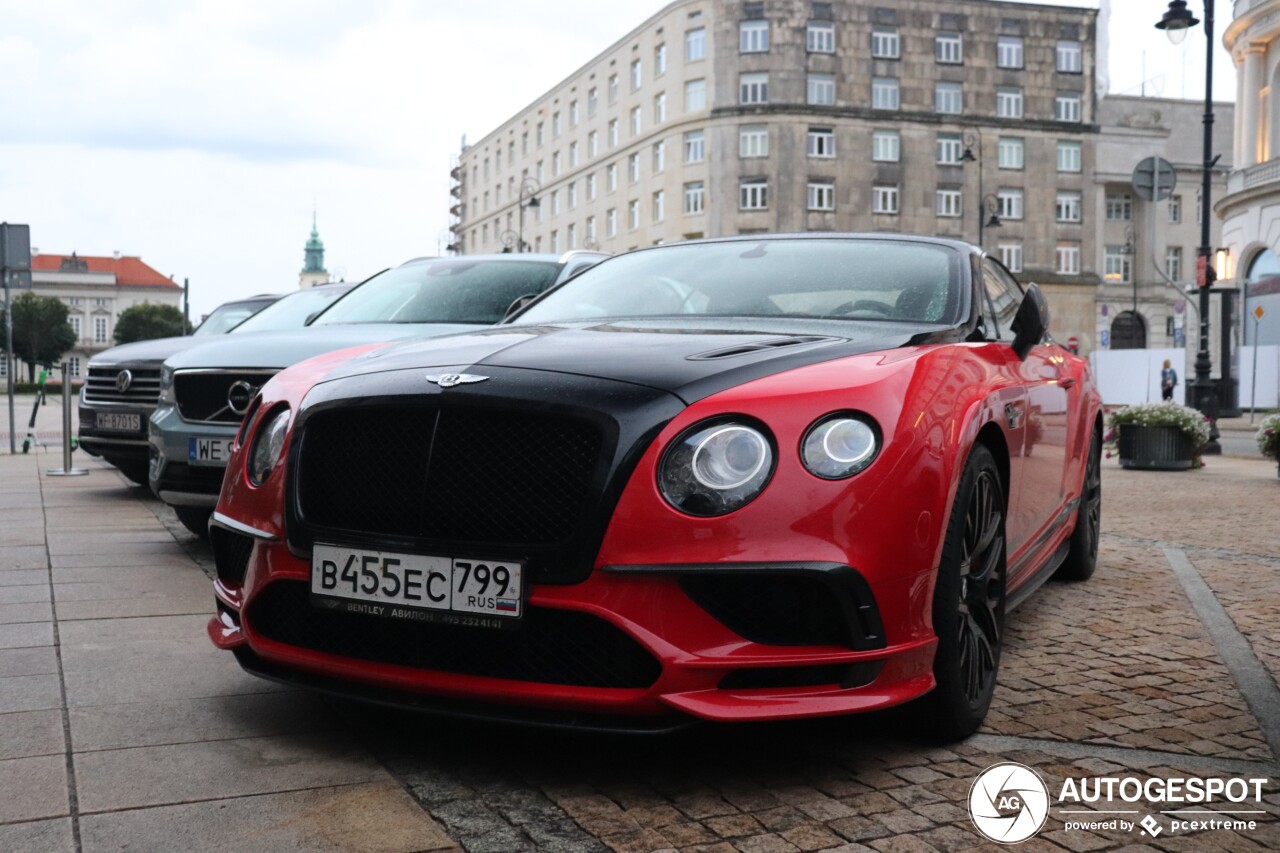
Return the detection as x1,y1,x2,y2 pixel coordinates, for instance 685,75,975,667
310,543,523,629
96,412,141,432
188,436,234,466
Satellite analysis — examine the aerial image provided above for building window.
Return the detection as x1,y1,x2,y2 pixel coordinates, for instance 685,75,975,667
740,179,768,210
652,141,665,172
607,163,618,192
996,87,1023,119
553,111,562,137
872,130,900,162
588,131,599,158
609,119,619,147
997,36,1023,69
586,215,597,243
807,21,835,53
628,199,640,230
1166,246,1183,280
570,141,579,167
999,242,1023,273
630,106,642,136
686,27,706,61
807,73,835,106
628,152,640,183
872,77,899,110
568,181,578,209
553,151,562,176
1057,140,1082,172
655,42,667,76
739,125,768,157
69,315,81,339
1056,192,1082,222
937,188,963,218
1056,93,1082,123
871,26,899,59
684,181,705,214
607,208,618,237
1169,195,1182,223
654,93,666,124
1104,246,1132,282
997,188,1023,220
1057,40,1082,73
740,20,769,53
997,137,1023,169
685,78,706,112
568,223,577,249
936,32,963,64
550,190,560,215
808,181,835,211
631,58,642,90
550,230,559,252
740,72,768,104
1106,192,1133,220
569,100,579,127
586,173,597,200
67,357,81,377
587,87,598,117
1056,242,1081,274
936,133,963,165
873,185,899,214
684,130,705,163
608,74,619,103
936,82,963,115
94,316,109,343
808,127,835,158
653,190,665,223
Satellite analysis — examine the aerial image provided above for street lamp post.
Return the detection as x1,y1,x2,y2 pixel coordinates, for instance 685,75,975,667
1156,0,1221,451
516,177,541,253
961,134,1002,250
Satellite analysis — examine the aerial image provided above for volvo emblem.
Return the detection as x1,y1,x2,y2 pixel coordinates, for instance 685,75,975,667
115,369,133,393
226,380,257,415
425,373,489,388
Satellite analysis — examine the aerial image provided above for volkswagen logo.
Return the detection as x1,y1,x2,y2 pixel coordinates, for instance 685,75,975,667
226,380,257,416
115,369,133,393
425,373,489,388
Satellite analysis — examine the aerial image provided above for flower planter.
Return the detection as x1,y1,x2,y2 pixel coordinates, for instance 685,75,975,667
1117,423,1194,470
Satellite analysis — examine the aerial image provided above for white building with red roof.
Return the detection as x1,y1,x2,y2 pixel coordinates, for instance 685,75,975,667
29,251,182,376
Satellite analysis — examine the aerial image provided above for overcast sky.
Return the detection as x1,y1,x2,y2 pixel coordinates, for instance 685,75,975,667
0,0,1239,318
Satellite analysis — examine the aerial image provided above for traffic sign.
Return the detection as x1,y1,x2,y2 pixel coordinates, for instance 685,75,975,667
1131,157,1177,202
1255,305,1266,321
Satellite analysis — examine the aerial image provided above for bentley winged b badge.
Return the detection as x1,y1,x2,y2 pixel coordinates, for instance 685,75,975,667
425,373,490,388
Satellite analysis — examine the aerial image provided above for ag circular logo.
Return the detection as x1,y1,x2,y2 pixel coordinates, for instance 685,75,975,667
969,762,1050,844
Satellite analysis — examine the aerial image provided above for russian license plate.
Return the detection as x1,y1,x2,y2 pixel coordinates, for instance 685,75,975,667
310,543,524,628
188,436,234,466
96,412,141,432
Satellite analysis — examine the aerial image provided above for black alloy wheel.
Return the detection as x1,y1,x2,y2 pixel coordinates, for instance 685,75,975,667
912,443,1006,742
1056,428,1102,582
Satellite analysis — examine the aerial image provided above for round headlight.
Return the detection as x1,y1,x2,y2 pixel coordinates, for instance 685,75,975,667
247,408,290,486
659,420,774,516
802,414,880,479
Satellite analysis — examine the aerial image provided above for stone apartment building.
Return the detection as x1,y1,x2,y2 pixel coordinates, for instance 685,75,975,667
451,0,1228,351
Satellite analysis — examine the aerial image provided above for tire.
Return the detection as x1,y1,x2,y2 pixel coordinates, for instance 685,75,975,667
1055,428,1101,582
172,505,212,538
914,443,1006,743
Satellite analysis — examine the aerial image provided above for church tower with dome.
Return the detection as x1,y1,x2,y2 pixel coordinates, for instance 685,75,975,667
299,213,329,289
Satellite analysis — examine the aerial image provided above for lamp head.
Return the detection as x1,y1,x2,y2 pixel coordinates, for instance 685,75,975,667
1156,1,1199,45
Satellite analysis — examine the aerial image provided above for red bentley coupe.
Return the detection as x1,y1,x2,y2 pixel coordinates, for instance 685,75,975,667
207,235,1102,740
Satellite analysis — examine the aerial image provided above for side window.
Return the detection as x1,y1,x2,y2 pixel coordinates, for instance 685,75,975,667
981,259,1022,341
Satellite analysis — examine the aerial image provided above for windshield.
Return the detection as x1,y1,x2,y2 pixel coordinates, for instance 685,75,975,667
517,239,963,326
314,258,560,325
193,300,273,336
230,286,352,333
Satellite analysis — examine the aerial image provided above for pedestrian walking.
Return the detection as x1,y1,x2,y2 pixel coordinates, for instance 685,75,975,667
1161,359,1178,402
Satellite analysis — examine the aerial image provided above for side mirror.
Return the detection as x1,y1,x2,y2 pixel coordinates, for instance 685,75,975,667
503,294,537,321
1011,283,1050,361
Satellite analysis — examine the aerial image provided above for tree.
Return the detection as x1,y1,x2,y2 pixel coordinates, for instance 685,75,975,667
0,292,76,381
113,303,188,344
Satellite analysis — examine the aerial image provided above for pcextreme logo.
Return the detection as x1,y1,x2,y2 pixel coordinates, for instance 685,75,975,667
969,763,1050,844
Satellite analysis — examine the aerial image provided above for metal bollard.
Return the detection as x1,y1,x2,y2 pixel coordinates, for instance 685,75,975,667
46,361,88,477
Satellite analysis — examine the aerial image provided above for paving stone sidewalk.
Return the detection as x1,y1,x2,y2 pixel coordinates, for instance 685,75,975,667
1,443,1277,852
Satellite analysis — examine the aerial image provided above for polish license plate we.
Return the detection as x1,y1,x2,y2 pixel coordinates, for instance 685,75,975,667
310,543,524,629
188,436,234,466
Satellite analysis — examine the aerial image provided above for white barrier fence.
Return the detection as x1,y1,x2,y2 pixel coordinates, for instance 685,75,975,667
1089,347,1280,409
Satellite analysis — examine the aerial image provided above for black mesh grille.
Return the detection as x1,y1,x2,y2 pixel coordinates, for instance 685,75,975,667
154,462,226,494
211,526,254,588
680,571,884,650
84,367,162,405
297,406,602,545
175,372,274,423
246,582,661,689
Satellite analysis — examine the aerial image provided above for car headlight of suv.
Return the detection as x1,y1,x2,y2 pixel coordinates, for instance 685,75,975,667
801,413,880,479
658,419,774,516
247,407,290,486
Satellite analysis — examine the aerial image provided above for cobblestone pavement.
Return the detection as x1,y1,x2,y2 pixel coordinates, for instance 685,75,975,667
1,435,1277,851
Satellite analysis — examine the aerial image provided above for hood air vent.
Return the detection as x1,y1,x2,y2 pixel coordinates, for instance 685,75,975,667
687,336,841,361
